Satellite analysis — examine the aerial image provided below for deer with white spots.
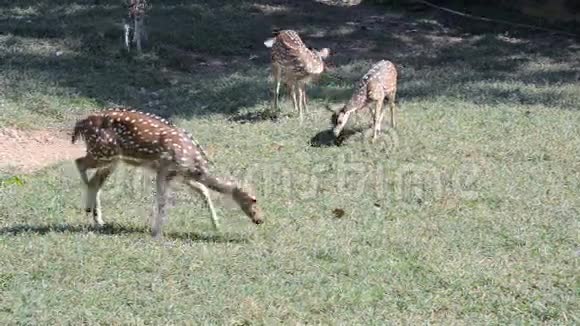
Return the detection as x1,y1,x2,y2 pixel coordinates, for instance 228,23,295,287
71,108,263,239
331,60,398,143
264,29,330,123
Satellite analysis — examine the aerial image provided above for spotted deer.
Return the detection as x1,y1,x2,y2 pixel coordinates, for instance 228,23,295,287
331,60,398,143
71,108,263,238
264,29,330,123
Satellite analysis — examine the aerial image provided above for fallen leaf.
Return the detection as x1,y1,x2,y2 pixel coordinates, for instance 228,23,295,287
332,208,345,218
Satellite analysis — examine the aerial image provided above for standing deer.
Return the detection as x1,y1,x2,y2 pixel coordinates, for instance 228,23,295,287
71,108,263,239
331,60,398,143
264,30,330,123
124,0,149,53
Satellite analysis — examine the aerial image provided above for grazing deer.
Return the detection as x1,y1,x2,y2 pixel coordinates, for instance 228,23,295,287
71,108,263,239
331,60,398,143
264,29,330,123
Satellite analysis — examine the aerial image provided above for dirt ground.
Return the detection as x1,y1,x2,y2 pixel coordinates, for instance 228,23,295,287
0,128,85,174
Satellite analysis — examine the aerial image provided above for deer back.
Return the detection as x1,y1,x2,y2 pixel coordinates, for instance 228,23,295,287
73,108,209,169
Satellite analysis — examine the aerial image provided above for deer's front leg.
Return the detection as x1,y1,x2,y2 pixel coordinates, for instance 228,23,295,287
75,156,93,186
377,99,387,135
75,156,106,218
273,64,282,114
186,180,220,231
300,84,308,114
87,164,117,226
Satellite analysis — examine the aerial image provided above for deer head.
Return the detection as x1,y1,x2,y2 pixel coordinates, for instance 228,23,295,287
323,103,345,137
232,187,263,225
331,109,349,138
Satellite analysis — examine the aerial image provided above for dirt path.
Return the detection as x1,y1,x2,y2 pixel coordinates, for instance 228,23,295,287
0,128,85,174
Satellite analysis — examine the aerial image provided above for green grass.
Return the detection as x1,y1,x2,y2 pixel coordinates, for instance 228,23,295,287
1,0,579,324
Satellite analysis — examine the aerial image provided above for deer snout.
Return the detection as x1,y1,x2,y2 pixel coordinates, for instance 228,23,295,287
249,211,264,224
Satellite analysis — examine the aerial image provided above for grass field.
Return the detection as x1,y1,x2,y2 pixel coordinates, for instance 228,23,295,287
0,0,579,324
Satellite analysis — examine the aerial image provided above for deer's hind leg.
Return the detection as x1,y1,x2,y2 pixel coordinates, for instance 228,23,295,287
297,83,306,124
300,83,308,114
152,164,175,239
290,82,300,120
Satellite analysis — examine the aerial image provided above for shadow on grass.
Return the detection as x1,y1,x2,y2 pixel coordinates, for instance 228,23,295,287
310,127,367,147
310,129,338,147
0,223,249,243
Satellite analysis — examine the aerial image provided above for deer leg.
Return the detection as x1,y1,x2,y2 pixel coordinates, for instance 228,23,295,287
372,99,384,143
377,100,387,135
75,157,94,217
152,166,171,239
297,84,304,125
301,84,309,124
366,103,374,129
389,93,397,128
86,164,118,226
301,84,308,114
134,16,142,54
140,17,148,46
75,156,112,217
377,103,385,133
186,180,219,231
273,65,282,113
290,83,299,120
75,156,93,186
123,20,131,52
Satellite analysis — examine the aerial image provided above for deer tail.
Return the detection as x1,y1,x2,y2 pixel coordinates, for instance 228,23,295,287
264,29,281,48
264,37,276,48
